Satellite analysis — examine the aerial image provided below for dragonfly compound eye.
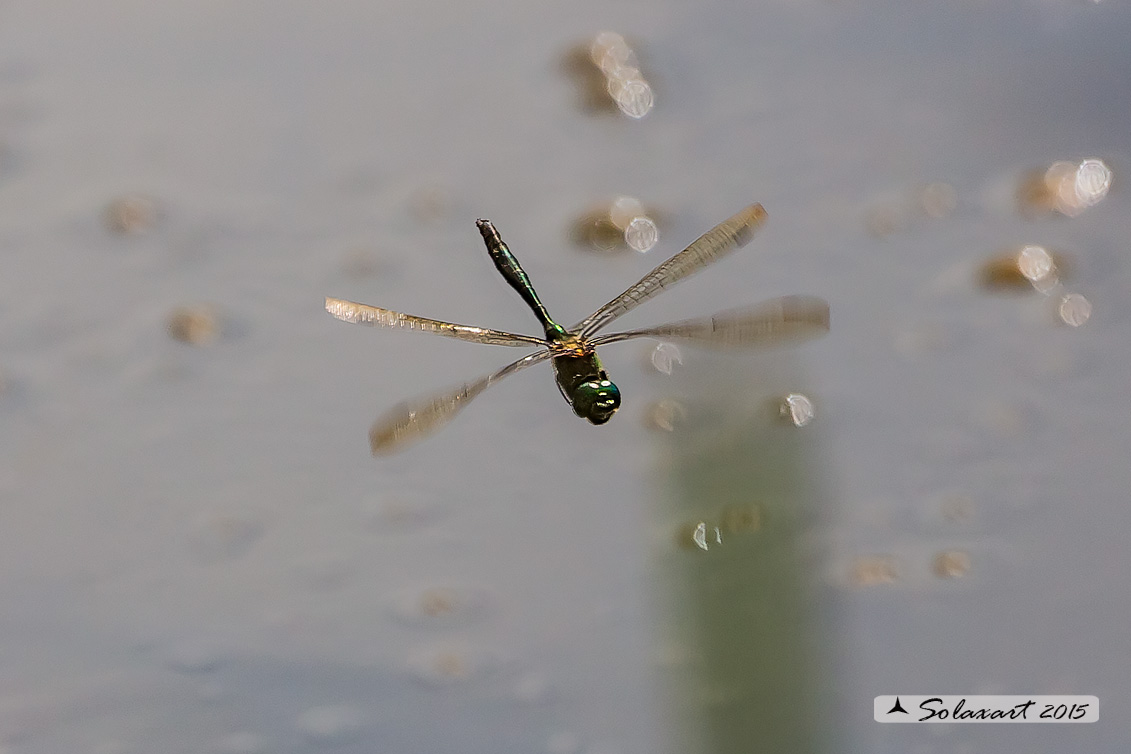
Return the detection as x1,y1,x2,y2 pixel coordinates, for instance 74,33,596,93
573,380,621,425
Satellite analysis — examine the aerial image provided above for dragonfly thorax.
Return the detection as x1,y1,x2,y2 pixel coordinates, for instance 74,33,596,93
550,349,621,425
324,204,832,454
547,333,589,355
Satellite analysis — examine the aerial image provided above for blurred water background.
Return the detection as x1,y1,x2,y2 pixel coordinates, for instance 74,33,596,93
1,1,1130,752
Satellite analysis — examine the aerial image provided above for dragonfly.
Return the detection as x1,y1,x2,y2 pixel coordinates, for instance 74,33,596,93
326,203,829,454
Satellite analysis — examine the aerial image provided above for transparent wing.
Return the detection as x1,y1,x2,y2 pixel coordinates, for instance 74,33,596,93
572,204,768,338
326,297,548,348
589,295,829,348
369,349,553,455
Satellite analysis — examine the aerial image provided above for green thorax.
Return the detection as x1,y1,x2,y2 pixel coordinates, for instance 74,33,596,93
550,344,621,425
476,218,620,423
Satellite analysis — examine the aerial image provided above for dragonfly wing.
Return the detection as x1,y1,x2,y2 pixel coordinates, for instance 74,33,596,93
326,298,548,347
589,295,829,348
369,349,553,455
572,204,768,338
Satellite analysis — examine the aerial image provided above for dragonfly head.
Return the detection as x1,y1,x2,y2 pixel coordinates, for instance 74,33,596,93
571,379,621,424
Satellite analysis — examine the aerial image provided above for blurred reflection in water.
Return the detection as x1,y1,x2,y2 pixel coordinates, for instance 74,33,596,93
563,32,656,120
589,32,655,119
649,343,683,376
105,193,160,234
167,305,222,346
573,197,663,255
1019,158,1112,217
651,352,830,754
933,550,971,580
850,555,899,587
1057,293,1092,327
980,245,1069,293
625,216,660,253
779,393,815,427
645,397,688,433
1017,245,1056,285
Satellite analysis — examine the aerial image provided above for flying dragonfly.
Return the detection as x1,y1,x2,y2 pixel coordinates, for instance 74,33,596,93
326,204,829,454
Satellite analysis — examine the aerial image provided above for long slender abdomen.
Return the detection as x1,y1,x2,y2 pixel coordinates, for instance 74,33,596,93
476,219,566,340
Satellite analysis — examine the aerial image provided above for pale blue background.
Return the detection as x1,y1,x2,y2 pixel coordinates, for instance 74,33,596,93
1,1,1129,752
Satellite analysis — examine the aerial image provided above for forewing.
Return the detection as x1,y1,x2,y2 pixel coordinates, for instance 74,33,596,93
589,295,829,348
326,297,547,347
369,350,552,455
572,204,768,337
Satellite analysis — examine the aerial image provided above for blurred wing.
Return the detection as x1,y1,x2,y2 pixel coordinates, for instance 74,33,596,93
369,349,552,455
572,204,768,338
589,296,829,348
326,297,548,347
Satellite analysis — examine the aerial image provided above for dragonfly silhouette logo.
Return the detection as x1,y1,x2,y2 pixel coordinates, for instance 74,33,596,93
887,697,908,715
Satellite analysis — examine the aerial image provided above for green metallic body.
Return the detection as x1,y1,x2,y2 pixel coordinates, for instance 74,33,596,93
549,349,619,424
326,203,831,454
477,219,621,423
477,219,569,341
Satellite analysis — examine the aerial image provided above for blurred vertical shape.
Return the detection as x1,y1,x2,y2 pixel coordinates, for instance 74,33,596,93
652,353,830,754
587,32,655,119
563,32,655,118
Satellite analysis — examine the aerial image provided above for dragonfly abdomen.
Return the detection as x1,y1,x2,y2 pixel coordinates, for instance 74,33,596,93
476,219,568,340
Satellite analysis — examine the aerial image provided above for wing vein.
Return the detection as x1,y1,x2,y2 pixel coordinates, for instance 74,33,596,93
368,350,553,454
572,204,768,337
589,296,830,348
326,298,548,347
